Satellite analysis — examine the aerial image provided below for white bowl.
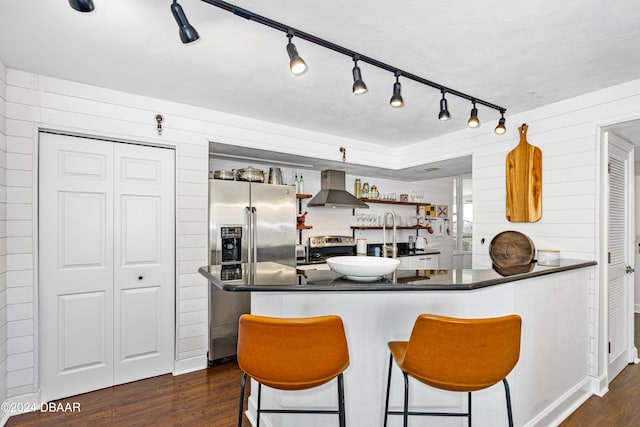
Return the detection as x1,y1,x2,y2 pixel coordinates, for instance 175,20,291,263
327,256,400,281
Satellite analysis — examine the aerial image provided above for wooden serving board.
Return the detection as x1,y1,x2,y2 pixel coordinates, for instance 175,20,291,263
505,124,542,222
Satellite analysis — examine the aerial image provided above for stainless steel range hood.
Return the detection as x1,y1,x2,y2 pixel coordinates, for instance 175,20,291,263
307,170,369,209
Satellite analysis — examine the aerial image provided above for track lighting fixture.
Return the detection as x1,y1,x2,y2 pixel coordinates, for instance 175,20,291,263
438,90,451,121
286,31,308,76
389,72,404,108
467,101,480,128
494,111,507,135
69,0,507,134
68,0,94,12
171,0,200,44
351,55,368,95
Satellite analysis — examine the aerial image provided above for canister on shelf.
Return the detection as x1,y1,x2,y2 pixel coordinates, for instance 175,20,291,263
371,185,378,199
362,182,369,197
537,249,560,266
355,179,361,198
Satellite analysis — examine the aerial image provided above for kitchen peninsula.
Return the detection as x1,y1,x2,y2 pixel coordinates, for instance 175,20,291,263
200,259,596,427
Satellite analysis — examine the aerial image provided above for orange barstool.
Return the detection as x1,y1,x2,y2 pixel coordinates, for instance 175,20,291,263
237,314,350,427
383,313,522,427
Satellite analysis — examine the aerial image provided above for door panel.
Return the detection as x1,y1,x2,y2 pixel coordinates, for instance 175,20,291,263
40,134,114,402
113,143,175,384
121,196,160,264
40,133,175,401
251,183,296,267
607,133,635,382
120,286,161,360
58,192,107,268
58,291,107,371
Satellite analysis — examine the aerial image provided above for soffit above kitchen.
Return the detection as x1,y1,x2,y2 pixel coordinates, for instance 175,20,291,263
209,141,471,181
1,1,640,146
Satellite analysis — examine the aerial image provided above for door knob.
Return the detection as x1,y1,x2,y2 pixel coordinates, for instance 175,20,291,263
625,265,635,274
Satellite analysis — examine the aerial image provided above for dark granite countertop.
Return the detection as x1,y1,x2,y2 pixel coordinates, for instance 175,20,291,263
198,259,596,292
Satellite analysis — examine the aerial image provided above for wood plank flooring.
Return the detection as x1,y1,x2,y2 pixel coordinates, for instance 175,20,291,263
6,314,640,426
5,362,251,427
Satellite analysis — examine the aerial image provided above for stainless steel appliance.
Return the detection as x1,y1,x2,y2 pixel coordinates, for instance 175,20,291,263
208,179,296,364
307,235,355,264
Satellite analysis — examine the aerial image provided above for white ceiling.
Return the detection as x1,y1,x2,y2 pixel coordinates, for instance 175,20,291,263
2,0,640,149
3,0,640,179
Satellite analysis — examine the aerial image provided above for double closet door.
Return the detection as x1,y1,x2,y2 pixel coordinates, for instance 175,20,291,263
39,132,175,402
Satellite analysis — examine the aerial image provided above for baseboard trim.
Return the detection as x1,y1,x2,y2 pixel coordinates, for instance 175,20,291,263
590,373,609,397
524,377,592,427
173,355,208,376
0,391,41,427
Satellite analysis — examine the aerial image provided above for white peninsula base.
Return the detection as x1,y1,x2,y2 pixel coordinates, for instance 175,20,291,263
244,267,595,427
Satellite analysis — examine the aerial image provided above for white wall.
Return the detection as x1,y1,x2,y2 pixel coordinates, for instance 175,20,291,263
2,68,416,401
4,61,640,405
402,78,640,382
0,60,8,405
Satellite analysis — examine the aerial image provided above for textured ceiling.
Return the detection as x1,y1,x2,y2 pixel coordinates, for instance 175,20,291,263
1,0,640,148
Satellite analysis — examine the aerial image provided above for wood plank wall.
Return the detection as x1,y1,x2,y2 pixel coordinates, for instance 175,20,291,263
1,67,399,401
0,60,8,404
2,60,640,412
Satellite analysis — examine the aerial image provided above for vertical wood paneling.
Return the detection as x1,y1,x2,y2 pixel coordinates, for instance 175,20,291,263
0,59,8,403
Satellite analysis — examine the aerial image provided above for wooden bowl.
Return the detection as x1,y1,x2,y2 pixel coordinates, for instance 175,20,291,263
489,231,535,268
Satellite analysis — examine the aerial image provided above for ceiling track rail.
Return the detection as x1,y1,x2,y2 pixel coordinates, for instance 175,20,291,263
199,0,506,114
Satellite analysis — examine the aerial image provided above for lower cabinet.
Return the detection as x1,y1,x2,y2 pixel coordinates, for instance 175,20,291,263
398,254,439,270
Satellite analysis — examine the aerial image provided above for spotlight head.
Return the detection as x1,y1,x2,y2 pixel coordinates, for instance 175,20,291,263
438,96,451,121
286,42,307,75
494,115,507,135
352,65,368,95
171,1,200,44
467,103,480,128
68,0,95,12
390,80,403,108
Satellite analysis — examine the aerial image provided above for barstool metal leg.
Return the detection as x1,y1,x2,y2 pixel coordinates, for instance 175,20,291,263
402,372,409,427
468,392,472,427
337,373,346,427
383,353,393,427
503,378,514,427
238,372,247,427
257,382,262,427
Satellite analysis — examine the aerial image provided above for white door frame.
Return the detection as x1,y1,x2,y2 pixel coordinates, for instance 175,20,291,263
597,123,640,395
34,129,179,395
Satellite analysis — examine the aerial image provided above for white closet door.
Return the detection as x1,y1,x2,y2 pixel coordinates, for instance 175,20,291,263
39,133,175,402
40,134,115,402
607,133,635,382
113,143,175,384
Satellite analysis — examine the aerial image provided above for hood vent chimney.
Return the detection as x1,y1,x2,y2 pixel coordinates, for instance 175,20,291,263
307,170,369,209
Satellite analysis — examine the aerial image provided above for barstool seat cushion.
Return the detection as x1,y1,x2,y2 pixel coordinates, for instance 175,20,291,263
388,314,521,392
238,314,350,390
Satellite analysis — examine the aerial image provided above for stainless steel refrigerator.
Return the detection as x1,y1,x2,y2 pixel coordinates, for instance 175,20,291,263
208,179,296,363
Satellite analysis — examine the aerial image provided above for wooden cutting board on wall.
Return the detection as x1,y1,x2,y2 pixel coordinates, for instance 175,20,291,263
506,124,542,222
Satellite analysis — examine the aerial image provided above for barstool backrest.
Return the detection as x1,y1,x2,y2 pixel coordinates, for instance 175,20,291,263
237,314,350,390
401,314,521,392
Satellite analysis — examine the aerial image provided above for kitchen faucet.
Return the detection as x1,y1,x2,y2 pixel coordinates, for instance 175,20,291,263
382,211,397,259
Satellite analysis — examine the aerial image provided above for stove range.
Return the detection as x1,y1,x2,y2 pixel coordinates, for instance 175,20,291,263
307,235,355,264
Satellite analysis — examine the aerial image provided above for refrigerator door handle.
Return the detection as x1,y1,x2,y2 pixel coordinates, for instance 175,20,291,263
250,206,258,285
245,206,252,268
251,206,258,262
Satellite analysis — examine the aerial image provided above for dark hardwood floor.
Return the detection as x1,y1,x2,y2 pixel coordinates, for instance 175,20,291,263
6,314,640,426
5,362,251,427
560,312,640,427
